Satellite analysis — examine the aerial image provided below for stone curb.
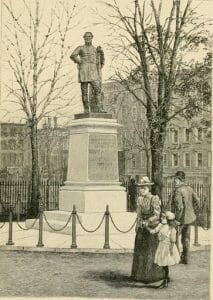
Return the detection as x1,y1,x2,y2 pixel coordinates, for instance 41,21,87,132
0,244,210,254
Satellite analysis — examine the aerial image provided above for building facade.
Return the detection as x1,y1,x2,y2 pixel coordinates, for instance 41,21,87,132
102,81,211,184
0,122,27,179
0,118,69,181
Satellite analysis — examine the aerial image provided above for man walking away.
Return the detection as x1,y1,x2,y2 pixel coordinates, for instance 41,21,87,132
171,171,200,264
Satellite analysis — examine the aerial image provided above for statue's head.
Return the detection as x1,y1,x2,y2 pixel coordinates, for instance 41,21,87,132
83,32,93,45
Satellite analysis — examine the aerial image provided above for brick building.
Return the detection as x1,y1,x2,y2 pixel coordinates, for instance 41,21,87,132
0,122,27,179
102,81,211,184
0,119,69,181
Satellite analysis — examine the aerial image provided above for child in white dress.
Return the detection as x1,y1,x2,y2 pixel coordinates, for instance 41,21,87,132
146,211,180,288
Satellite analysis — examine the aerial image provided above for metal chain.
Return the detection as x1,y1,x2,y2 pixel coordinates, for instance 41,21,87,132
0,197,21,213
0,221,6,229
76,212,105,233
43,212,72,232
109,213,137,233
16,215,39,230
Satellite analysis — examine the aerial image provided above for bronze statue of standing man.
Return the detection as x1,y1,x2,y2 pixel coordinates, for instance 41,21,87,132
70,32,105,113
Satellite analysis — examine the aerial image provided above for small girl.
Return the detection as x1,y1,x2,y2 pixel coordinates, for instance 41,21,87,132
146,211,180,288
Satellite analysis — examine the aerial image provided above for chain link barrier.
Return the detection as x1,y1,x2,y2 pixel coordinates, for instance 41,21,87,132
109,213,137,233
0,221,6,229
76,212,105,233
16,214,39,230
43,212,72,232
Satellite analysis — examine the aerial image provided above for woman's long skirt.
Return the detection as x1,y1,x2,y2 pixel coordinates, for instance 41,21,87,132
131,227,165,283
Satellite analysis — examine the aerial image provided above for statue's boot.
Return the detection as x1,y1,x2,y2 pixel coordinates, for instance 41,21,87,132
82,98,89,113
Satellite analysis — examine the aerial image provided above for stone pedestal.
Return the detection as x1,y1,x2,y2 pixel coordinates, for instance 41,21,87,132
59,113,127,213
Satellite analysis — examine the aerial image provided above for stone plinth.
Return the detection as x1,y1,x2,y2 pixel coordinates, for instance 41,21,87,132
59,114,127,213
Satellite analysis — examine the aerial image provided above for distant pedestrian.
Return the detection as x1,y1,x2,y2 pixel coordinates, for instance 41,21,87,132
171,171,200,264
146,211,180,289
128,177,137,211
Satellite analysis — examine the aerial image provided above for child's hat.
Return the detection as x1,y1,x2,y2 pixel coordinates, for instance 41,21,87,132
165,211,175,220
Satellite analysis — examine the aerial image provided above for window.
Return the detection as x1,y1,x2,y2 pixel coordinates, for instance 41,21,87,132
141,107,146,119
195,128,203,142
132,154,136,168
163,153,167,167
208,152,211,168
132,131,137,143
118,133,123,148
172,153,179,167
132,106,137,118
122,107,127,120
196,153,203,168
172,129,179,144
184,128,190,143
123,132,127,147
184,153,190,167
197,128,203,141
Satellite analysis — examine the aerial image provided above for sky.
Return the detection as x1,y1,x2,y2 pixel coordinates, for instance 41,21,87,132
0,0,212,123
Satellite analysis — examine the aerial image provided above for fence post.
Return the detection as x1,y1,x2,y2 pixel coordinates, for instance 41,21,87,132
71,205,77,249
17,193,21,222
36,200,44,247
6,205,14,245
193,222,200,246
103,205,110,249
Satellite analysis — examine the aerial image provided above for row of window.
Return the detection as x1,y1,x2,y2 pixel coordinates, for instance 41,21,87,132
1,138,23,150
1,125,25,137
131,152,211,169
118,126,205,149
164,152,211,168
0,153,24,167
171,128,203,143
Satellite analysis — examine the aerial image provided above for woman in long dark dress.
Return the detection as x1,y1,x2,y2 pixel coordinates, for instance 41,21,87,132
131,177,165,284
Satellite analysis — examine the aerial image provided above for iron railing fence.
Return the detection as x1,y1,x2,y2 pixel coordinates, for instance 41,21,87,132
0,180,62,221
0,180,211,226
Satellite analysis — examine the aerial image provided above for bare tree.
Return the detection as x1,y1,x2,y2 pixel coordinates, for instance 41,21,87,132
38,116,69,182
100,0,211,196
3,0,78,216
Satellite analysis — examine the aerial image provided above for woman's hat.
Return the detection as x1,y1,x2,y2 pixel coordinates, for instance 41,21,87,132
137,176,154,186
165,211,175,220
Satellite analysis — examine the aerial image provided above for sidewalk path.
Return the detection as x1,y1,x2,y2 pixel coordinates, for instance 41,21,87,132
0,221,211,253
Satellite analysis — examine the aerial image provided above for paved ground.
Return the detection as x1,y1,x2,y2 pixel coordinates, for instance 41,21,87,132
0,221,210,251
0,249,210,299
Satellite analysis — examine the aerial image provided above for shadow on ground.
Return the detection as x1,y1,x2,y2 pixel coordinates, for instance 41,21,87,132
84,270,161,289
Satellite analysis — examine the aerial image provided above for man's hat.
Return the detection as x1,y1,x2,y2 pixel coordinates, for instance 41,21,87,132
174,171,185,181
137,176,154,186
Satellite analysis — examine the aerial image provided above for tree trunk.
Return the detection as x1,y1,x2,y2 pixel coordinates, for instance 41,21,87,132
28,121,40,217
150,124,167,199
145,150,151,178
151,147,164,198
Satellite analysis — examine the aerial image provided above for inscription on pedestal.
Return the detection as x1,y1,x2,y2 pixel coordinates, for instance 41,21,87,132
88,134,118,180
